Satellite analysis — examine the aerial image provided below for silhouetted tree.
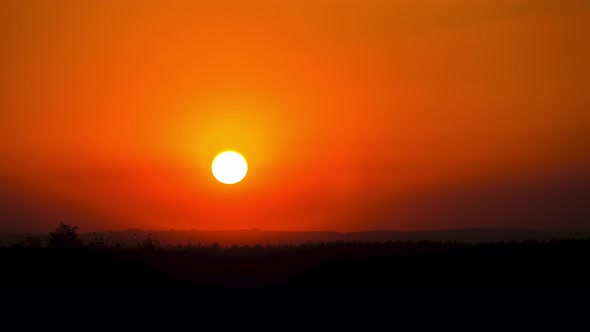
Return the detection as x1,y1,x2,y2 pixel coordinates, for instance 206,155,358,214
47,223,82,249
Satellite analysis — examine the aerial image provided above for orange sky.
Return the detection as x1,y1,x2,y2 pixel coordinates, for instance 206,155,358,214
1,0,589,232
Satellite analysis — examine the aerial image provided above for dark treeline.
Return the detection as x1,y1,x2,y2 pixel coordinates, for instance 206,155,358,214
1,223,590,325
3,222,590,289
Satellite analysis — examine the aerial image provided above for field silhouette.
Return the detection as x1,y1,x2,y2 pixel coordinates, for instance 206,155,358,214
1,223,589,325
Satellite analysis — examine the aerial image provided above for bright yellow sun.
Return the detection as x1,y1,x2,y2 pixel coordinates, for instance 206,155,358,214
212,151,248,185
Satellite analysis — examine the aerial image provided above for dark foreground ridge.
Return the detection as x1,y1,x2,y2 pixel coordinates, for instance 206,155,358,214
1,224,589,325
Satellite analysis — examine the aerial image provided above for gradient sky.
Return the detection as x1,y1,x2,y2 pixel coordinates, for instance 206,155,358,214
1,0,589,232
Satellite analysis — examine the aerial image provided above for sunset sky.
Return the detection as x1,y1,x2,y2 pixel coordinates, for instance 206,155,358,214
1,0,589,232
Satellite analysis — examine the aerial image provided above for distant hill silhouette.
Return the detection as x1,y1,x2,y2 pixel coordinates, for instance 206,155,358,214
93,228,590,245
3,228,588,247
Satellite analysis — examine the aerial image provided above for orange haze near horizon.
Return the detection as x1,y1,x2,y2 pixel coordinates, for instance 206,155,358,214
1,0,589,233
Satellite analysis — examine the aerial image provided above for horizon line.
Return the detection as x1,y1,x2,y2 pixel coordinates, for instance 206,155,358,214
4,227,590,235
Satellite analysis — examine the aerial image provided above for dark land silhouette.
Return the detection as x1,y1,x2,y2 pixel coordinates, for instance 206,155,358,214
3,227,590,247
1,223,589,325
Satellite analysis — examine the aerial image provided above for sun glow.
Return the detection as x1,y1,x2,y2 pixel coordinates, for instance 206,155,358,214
212,151,248,185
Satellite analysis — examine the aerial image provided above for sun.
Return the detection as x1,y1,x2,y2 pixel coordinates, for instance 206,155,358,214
212,151,248,185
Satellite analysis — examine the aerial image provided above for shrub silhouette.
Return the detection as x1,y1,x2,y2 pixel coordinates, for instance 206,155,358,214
135,232,160,250
88,231,112,249
23,236,44,249
47,222,82,249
